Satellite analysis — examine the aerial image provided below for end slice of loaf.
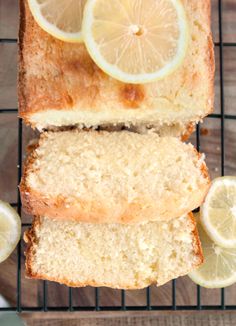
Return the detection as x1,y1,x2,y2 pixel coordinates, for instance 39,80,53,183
19,0,214,136
20,131,210,224
24,213,203,289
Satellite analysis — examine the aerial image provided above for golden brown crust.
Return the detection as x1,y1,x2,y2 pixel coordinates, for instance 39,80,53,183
19,137,40,216
188,212,204,266
23,217,40,280
24,214,203,289
18,0,28,123
18,0,215,133
21,182,209,224
181,123,195,142
21,187,211,224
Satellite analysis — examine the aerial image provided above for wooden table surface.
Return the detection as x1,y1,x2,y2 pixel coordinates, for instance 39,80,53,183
0,0,236,325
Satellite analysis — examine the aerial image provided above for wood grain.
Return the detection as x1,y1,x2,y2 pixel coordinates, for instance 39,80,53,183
21,312,236,326
0,0,236,324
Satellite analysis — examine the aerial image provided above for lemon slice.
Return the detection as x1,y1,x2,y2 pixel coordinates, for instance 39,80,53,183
82,0,188,84
200,177,236,248
0,200,21,263
28,0,87,42
189,213,236,288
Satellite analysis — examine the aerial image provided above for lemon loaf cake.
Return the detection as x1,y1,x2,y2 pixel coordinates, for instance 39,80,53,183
19,0,214,136
24,213,203,289
20,131,210,224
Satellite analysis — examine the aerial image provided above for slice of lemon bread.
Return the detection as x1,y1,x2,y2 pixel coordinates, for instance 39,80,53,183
24,213,203,289
20,130,210,224
19,0,214,136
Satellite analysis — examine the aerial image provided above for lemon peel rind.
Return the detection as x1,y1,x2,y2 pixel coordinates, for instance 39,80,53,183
189,269,236,289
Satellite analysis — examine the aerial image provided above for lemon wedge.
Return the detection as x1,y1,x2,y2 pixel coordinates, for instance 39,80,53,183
201,177,236,248
0,200,21,263
189,213,236,288
28,0,87,42
82,0,188,84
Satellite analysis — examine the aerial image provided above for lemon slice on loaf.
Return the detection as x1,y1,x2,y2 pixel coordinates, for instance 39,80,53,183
0,200,21,263
82,0,189,83
28,0,87,42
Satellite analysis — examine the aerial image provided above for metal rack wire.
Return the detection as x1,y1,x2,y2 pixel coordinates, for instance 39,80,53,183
0,0,236,312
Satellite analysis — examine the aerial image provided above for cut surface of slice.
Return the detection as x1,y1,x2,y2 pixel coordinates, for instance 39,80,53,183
82,0,188,83
201,177,236,248
0,200,21,263
28,0,87,42
25,214,203,289
20,131,210,224
189,213,236,288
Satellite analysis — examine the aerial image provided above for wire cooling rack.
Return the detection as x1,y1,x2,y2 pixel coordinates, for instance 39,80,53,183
0,0,236,313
